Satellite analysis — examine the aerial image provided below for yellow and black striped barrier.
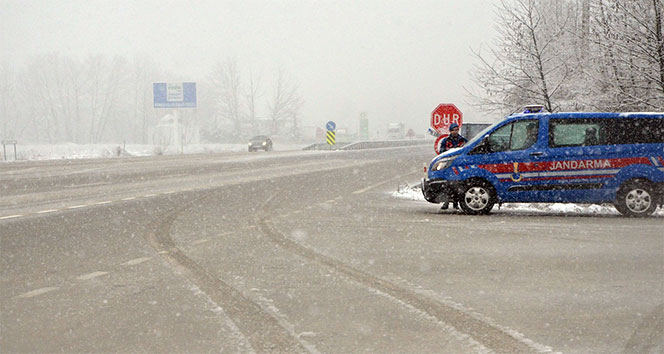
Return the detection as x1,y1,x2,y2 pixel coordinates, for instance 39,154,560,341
326,131,336,145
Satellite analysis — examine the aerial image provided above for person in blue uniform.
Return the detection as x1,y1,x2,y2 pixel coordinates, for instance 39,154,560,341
439,123,467,210
438,123,467,153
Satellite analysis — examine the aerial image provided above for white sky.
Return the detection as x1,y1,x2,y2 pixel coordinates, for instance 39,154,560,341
1,0,499,135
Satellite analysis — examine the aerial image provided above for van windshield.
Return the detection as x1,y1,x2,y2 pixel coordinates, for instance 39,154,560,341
465,121,501,146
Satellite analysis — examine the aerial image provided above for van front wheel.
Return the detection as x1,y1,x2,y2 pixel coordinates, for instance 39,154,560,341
459,181,496,215
614,181,657,217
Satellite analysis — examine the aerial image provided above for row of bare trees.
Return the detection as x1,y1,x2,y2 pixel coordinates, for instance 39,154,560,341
207,59,303,142
470,0,664,115
0,55,303,143
1,55,160,144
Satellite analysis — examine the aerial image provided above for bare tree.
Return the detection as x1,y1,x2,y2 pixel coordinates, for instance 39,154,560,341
210,58,243,140
22,54,73,142
585,0,664,110
16,54,131,144
0,65,20,140
127,57,162,143
244,71,262,134
266,68,303,136
85,56,127,143
469,0,663,114
469,0,571,114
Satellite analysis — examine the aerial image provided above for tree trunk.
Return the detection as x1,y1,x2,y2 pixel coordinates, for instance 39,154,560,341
654,0,664,95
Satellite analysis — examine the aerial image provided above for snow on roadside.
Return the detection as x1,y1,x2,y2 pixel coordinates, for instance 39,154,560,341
2,143,307,161
392,182,664,216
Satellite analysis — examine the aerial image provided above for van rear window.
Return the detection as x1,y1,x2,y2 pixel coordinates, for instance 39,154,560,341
549,118,664,147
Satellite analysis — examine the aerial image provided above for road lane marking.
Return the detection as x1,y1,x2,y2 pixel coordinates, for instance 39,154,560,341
62,167,104,176
17,287,59,298
37,209,59,214
122,197,136,201
77,271,109,280
191,239,209,246
352,171,419,194
0,215,22,220
95,201,113,205
65,181,110,188
143,194,156,197
325,199,336,203
67,205,88,209
121,257,152,266
163,191,176,194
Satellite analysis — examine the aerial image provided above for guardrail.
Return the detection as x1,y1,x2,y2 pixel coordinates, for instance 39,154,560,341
340,139,429,150
301,143,348,151
302,139,430,151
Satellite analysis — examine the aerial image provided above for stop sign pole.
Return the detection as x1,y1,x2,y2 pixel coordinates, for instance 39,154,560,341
431,103,463,154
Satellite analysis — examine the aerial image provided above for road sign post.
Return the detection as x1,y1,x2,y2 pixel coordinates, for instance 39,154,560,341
2,140,17,161
359,113,369,140
326,121,336,146
153,82,197,154
326,131,336,146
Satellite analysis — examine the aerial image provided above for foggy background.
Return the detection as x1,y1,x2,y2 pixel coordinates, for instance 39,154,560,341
3,0,661,147
1,0,496,143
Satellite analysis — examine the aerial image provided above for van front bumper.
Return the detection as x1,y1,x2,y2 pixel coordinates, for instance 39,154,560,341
421,178,461,204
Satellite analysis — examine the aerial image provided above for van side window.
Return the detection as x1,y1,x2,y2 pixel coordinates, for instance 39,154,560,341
510,120,539,150
605,118,664,144
487,124,512,153
549,119,604,147
550,118,664,147
484,120,539,153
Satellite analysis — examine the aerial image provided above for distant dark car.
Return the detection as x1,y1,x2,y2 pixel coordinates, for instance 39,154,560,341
248,135,273,152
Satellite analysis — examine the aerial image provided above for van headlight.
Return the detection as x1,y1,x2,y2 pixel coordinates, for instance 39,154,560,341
432,157,457,171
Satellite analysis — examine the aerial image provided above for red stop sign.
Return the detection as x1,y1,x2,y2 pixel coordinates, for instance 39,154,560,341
431,103,463,134
434,134,448,155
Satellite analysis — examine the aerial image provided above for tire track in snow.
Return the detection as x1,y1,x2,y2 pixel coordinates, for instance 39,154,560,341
257,194,558,354
143,191,312,354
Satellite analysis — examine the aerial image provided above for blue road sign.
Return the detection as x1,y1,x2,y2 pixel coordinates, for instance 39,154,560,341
326,121,336,131
153,82,197,108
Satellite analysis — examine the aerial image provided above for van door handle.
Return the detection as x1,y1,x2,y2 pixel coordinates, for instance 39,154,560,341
530,152,543,156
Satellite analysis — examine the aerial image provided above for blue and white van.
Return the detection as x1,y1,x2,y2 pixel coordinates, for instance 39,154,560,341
422,109,664,216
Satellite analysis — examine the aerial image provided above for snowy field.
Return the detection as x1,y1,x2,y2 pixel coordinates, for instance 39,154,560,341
0,143,308,161
392,182,664,217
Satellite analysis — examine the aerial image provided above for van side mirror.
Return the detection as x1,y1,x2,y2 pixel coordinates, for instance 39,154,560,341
470,138,491,154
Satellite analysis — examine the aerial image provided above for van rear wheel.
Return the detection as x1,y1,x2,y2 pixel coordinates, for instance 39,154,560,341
459,180,496,215
614,181,657,217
